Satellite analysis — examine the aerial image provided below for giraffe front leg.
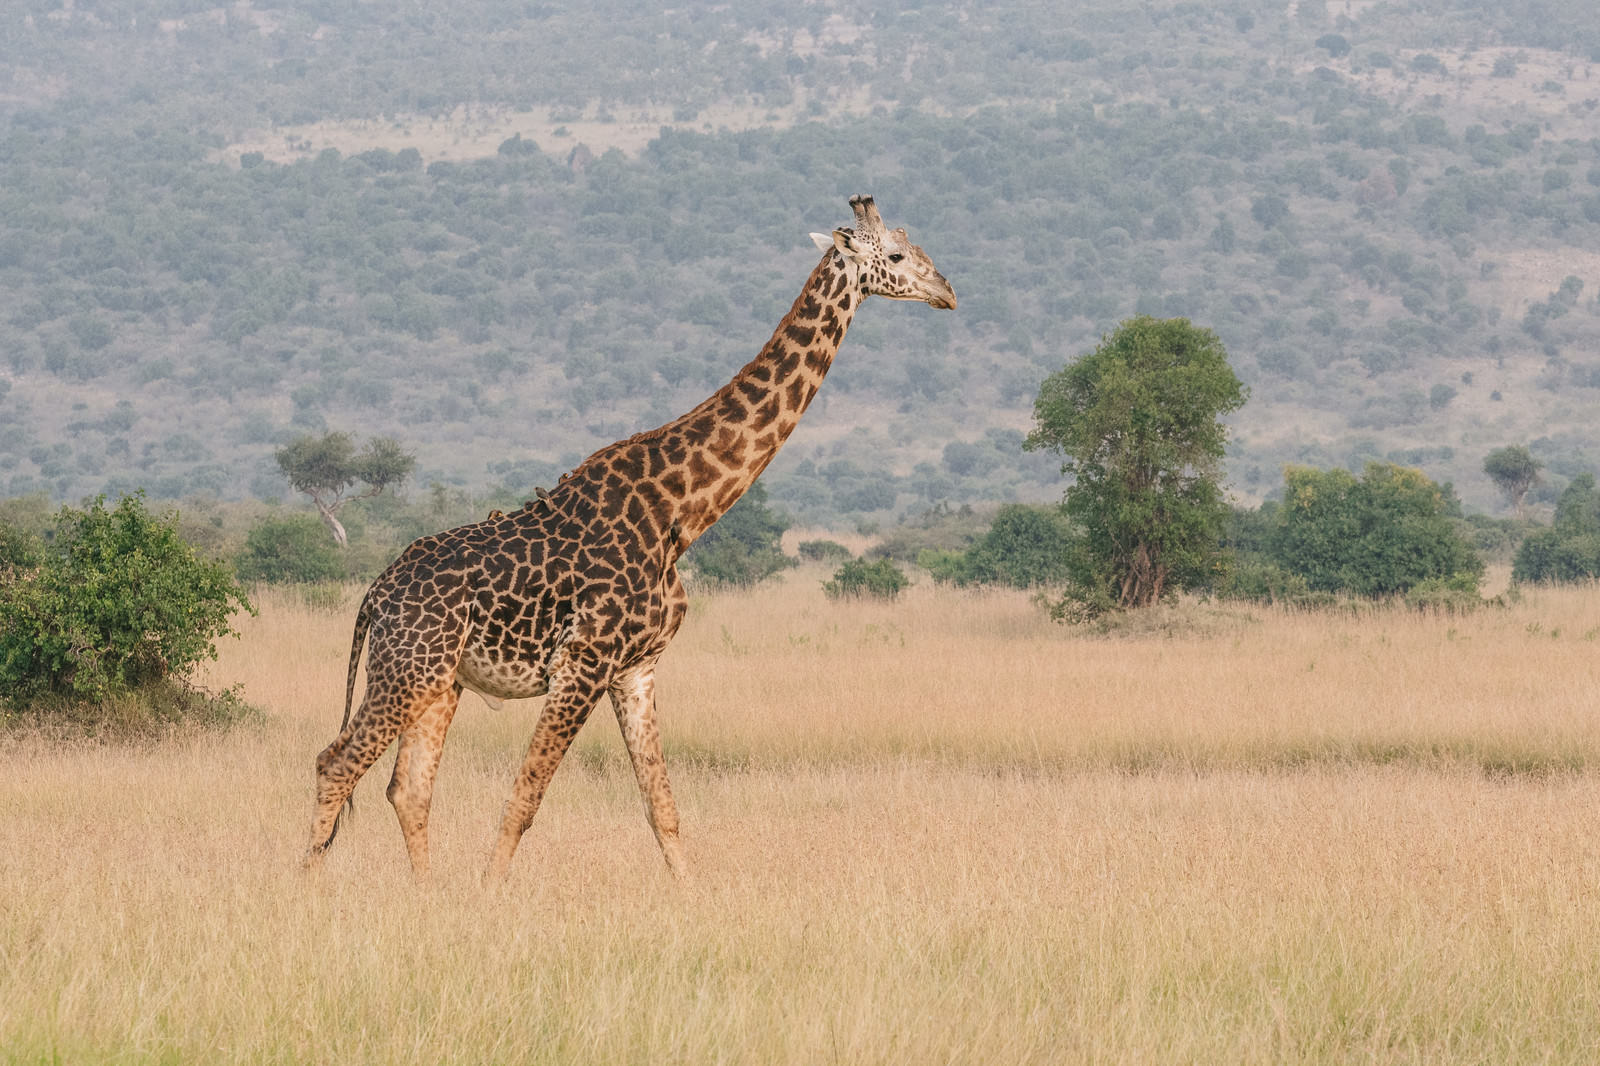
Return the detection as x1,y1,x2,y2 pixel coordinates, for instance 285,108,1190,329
484,658,606,884
609,665,689,883
386,684,462,882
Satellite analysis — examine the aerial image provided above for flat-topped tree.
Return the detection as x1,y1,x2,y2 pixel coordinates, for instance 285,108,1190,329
304,196,955,882
1482,445,1541,518
275,432,416,547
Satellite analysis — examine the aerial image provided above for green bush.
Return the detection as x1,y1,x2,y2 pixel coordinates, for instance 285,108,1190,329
1266,463,1483,597
824,558,909,600
796,539,853,563
922,504,1075,588
1404,575,1488,614
1512,474,1600,584
0,494,254,708
1512,528,1600,584
917,548,971,585
236,514,347,583
1216,559,1334,609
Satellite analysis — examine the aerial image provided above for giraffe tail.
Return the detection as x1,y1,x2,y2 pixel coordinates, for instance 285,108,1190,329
323,589,375,848
341,589,374,735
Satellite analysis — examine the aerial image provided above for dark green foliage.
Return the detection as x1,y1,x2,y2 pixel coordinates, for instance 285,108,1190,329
274,432,417,546
796,539,852,563
683,481,795,587
1266,463,1483,597
1404,575,1492,614
276,432,415,500
1460,512,1532,563
823,558,909,601
235,514,348,584
1512,474,1600,584
1511,529,1600,584
1215,559,1331,609
1026,317,1246,616
0,494,253,708
1553,473,1600,530
1482,445,1542,516
921,504,1075,588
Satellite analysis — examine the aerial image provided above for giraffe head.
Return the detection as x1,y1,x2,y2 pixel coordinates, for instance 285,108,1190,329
810,195,956,310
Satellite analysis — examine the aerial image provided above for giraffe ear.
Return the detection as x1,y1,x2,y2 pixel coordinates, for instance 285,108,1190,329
830,229,864,261
809,231,833,252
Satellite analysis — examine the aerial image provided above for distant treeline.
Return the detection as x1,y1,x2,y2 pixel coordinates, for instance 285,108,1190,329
2,0,1599,519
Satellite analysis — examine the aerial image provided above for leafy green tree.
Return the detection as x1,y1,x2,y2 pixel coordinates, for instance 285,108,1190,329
1,494,252,706
1512,474,1600,583
274,432,416,547
684,481,795,586
1025,316,1247,616
1482,445,1542,517
235,514,347,583
1267,463,1483,597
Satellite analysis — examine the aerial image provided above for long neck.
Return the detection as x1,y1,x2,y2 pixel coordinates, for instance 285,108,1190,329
665,249,858,544
559,248,849,551
556,249,860,555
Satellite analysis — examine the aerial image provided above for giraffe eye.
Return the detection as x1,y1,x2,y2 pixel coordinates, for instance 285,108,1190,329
888,253,904,264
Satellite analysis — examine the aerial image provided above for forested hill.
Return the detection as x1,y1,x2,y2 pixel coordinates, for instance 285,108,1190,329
3,0,1599,522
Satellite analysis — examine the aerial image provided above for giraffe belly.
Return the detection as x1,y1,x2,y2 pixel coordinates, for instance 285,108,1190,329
456,652,549,704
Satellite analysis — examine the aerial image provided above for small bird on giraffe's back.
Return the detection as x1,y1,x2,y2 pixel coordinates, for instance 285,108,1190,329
302,195,955,884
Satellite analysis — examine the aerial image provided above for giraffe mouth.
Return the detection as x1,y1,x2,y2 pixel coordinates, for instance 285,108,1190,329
924,271,956,310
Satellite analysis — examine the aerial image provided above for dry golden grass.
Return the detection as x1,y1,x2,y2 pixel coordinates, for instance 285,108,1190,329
4,572,1600,1063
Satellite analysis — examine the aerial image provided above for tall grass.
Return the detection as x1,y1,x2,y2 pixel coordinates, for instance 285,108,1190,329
3,571,1599,1063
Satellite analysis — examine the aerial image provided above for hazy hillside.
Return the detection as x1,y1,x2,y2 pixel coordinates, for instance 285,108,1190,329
3,0,1599,522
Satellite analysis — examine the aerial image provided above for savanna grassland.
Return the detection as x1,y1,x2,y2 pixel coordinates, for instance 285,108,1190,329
4,572,1600,1063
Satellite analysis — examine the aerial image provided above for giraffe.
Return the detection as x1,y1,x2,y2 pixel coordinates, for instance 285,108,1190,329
303,195,955,883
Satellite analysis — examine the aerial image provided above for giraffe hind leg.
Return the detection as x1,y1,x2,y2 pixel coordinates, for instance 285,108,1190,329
386,685,462,881
304,680,451,869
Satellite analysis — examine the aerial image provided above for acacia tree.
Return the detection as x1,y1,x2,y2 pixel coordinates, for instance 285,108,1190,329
274,432,416,546
1482,445,1542,517
1025,316,1246,618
